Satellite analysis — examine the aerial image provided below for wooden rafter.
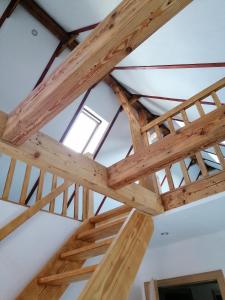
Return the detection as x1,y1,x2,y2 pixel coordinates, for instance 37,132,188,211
0,112,163,215
2,0,192,145
107,105,225,189
0,0,20,28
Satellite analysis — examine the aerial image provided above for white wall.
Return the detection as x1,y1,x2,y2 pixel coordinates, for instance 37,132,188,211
129,229,225,300
0,201,80,300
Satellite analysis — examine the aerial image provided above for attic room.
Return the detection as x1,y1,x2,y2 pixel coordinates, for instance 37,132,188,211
0,0,225,299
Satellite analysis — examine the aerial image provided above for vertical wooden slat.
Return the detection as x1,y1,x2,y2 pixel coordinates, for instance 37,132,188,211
182,108,208,178
74,184,79,220
154,124,174,191
167,117,191,185
49,175,57,213
211,92,222,108
19,164,32,204
2,158,16,200
36,169,45,201
213,144,225,169
82,187,94,221
62,183,68,216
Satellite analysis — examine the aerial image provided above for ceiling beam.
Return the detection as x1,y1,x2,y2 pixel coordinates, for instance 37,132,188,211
20,0,78,50
107,105,225,189
0,111,163,215
2,0,192,145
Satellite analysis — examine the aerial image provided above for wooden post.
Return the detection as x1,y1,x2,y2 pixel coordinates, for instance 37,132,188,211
82,153,94,220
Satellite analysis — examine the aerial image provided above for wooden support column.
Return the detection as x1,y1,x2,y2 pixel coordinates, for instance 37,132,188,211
108,105,225,189
79,210,154,300
2,0,191,145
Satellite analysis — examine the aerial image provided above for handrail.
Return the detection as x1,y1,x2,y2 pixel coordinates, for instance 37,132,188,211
141,77,225,133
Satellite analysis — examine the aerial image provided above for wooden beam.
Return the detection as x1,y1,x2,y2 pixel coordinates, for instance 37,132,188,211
20,0,78,49
0,112,162,215
3,0,192,145
0,0,20,28
162,170,225,210
108,105,225,189
78,210,154,300
0,181,70,241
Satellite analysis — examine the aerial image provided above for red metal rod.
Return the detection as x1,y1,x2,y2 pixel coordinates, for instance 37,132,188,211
0,0,20,28
134,94,216,106
113,62,225,71
69,22,99,35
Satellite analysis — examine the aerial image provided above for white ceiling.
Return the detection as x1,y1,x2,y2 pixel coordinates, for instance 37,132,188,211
0,0,225,246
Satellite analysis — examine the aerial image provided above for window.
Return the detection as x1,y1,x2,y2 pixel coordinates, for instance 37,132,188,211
63,106,108,154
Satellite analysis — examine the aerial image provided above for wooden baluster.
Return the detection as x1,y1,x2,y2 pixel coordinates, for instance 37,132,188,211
49,175,57,213
2,158,16,200
36,169,45,201
154,124,174,191
211,92,222,108
62,183,68,216
196,100,225,169
19,164,32,204
167,117,191,185
213,144,225,169
82,186,94,221
74,184,79,220
183,106,208,178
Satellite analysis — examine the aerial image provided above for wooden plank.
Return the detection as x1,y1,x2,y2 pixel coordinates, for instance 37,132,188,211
82,186,94,220
108,105,225,189
36,168,45,201
74,184,79,220
17,221,94,299
0,112,162,215
60,239,113,261
2,158,16,200
77,218,126,241
2,0,191,145
19,164,32,204
211,92,222,108
49,175,57,213
141,77,225,132
89,205,132,224
38,265,97,286
79,210,154,300
62,183,68,216
161,170,225,210
0,181,70,241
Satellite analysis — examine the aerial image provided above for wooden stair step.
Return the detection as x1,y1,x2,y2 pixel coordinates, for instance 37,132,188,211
89,205,131,224
77,217,126,241
38,265,97,286
60,238,113,261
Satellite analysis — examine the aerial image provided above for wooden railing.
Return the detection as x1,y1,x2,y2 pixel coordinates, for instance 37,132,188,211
0,153,94,222
141,77,225,196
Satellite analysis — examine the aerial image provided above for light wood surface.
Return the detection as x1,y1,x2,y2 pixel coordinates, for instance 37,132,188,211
78,210,154,300
89,205,132,224
60,239,113,261
108,105,225,188
38,265,97,286
0,112,162,215
3,0,191,145
77,218,126,241
162,170,225,210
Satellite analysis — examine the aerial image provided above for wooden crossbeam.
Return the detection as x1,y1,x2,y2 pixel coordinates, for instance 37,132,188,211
108,105,225,189
162,170,225,210
0,112,162,215
2,0,191,145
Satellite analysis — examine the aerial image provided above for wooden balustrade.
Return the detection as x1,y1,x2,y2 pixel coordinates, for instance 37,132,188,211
139,77,225,196
0,152,95,222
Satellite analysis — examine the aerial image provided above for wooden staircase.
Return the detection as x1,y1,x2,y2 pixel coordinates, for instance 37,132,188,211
16,205,153,300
